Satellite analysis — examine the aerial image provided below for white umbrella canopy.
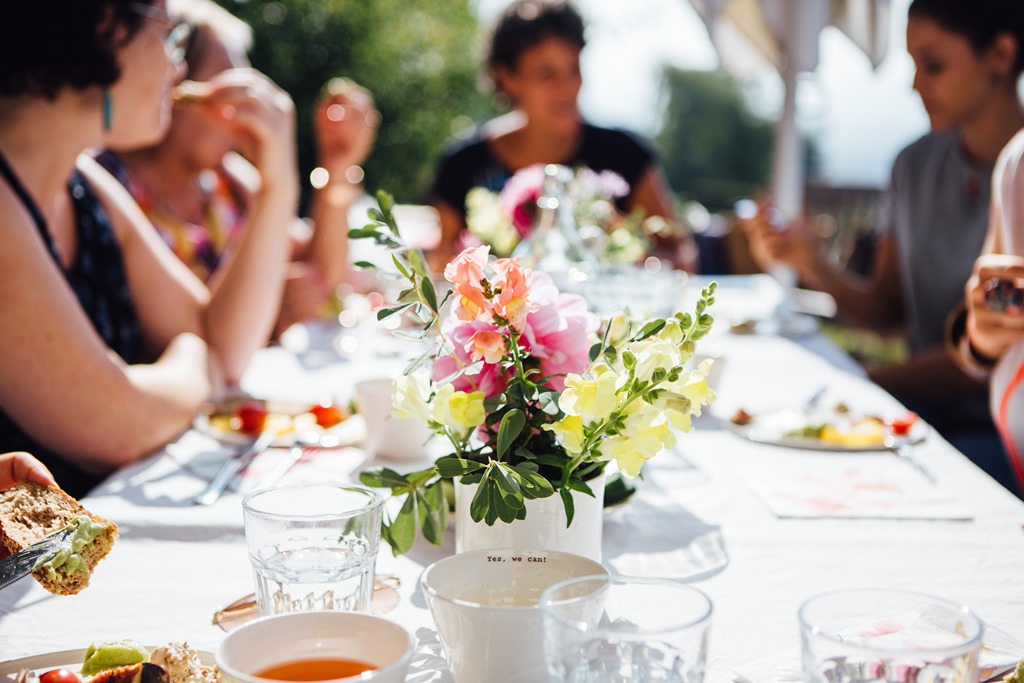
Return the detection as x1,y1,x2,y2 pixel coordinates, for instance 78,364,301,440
689,0,891,217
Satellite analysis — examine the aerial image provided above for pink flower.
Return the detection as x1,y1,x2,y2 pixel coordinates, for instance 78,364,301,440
499,164,546,236
444,246,492,324
466,330,506,364
520,272,598,391
491,257,534,332
434,315,506,398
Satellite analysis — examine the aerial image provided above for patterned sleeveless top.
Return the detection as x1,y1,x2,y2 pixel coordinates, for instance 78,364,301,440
0,151,143,498
96,150,247,282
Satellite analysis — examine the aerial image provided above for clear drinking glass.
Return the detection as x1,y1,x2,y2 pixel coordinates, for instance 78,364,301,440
540,575,712,682
242,484,384,615
799,589,984,683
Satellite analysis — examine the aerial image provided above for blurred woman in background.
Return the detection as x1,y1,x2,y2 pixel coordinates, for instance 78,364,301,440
0,0,297,496
742,0,1024,495
98,0,378,335
429,0,692,271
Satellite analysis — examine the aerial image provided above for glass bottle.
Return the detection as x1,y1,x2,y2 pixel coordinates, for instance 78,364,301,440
511,164,597,276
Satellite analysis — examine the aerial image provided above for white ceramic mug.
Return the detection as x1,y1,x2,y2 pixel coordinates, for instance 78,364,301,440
421,548,608,683
354,377,433,460
216,611,413,683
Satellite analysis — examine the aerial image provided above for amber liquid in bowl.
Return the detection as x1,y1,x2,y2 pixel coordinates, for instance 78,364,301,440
254,658,378,681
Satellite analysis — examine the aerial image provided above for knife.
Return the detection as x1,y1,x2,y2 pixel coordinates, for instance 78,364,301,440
193,429,278,506
0,526,77,591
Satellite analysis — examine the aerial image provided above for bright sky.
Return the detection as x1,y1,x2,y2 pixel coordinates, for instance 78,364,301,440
473,0,928,189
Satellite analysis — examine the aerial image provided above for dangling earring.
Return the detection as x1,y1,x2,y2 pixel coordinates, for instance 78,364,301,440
102,91,113,133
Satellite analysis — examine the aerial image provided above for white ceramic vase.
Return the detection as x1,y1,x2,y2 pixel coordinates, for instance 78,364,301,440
453,470,605,562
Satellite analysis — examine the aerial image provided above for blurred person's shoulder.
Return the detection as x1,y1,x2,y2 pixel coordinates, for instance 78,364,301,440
892,129,962,176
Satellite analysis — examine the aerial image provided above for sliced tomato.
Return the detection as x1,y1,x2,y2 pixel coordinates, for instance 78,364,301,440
40,669,80,683
889,411,919,436
233,401,268,435
310,402,344,429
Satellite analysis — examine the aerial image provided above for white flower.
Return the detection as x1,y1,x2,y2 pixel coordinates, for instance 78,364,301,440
391,371,433,425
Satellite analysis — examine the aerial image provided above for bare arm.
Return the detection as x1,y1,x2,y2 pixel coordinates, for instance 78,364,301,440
869,346,986,400
0,185,212,470
183,69,299,381
741,209,905,332
303,80,378,290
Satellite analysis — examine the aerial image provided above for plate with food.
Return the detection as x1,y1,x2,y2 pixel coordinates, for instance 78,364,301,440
0,641,214,683
194,396,361,448
725,403,926,452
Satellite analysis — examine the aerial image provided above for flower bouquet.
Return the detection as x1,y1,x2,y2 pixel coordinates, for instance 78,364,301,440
351,192,716,555
463,163,649,264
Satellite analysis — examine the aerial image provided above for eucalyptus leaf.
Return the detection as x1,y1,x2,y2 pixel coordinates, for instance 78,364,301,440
377,303,414,320
420,277,439,312
496,409,525,459
386,494,417,555
359,468,409,491
631,319,666,342
376,189,394,215
509,465,555,499
559,487,575,527
391,254,411,279
469,471,491,523
435,457,486,478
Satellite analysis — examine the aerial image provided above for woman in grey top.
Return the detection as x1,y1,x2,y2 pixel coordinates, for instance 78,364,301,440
742,0,1024,496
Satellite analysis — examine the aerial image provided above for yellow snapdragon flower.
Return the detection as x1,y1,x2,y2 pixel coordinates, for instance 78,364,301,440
543,415,585,454
559,369,620,422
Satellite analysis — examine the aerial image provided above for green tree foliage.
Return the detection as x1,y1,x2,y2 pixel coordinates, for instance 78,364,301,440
219,0,494,204
656,68,775,212
656,68,823,213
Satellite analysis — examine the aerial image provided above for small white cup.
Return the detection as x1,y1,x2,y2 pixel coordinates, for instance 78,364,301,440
421,548,608,683
354,378,433,461
216,611,413,683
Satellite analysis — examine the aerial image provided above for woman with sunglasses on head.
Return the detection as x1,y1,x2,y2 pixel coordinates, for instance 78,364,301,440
741,0,1024,496
0,0,297,497
429,0,694,272
97,0,377,336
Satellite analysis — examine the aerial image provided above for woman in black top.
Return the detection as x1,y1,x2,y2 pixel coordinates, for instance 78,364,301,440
0,1,297,496
430,0,690,270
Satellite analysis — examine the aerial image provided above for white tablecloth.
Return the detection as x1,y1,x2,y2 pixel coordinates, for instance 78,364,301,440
2,276,1023,682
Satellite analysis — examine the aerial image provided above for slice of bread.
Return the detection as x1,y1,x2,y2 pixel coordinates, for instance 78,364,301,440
0,481,118,595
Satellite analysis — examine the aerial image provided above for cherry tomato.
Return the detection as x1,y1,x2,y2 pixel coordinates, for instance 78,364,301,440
889,411,919,436
310,402,344,429
233,402,268,435
40,669,80,683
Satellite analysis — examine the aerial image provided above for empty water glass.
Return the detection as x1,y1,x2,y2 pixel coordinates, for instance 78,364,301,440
242,484,384,616
799,589,984,683
540,575,712,682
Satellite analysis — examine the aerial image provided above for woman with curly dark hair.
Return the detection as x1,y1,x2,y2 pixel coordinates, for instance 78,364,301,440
0,0,298,497
428,0,692,271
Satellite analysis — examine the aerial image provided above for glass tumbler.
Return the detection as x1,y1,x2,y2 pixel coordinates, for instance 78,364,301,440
242,484,384,616
540,575,712,682
799,589,984,683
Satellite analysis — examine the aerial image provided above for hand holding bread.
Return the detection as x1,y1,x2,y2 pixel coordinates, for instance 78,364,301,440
0,481,117,594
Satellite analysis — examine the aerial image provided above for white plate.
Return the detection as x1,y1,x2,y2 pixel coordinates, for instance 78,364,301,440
194,399,363,449
725,409,927,452
0,648,214,679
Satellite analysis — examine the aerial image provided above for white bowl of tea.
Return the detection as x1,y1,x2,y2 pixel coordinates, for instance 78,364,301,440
215,611,413,683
